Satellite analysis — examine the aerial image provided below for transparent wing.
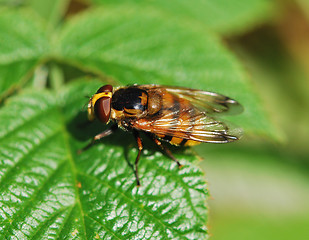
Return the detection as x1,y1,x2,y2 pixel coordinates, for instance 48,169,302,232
139,85,243,115
132,105,243,143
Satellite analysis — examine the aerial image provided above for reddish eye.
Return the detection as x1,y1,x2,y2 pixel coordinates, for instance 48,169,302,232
95,97,111,123
96,85,113,93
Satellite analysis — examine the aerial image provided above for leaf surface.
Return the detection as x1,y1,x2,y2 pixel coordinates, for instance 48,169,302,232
0,9,49,100
91,0,275,35
0,80,208,239
27,0,70,30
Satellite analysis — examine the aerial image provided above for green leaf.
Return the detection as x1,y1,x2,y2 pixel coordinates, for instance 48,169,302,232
0,0,24,6
55,6,280,140
91,0,276,35
0,80,208,239
27,0,70,30
0,9,49,100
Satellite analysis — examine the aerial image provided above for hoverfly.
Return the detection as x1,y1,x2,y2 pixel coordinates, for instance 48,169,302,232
80,84,243,186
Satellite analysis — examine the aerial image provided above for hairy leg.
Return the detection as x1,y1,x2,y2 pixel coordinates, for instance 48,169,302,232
78,124,118,154
133,130,143,186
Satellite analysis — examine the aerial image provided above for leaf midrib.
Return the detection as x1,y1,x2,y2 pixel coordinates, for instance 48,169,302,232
56,105,88,239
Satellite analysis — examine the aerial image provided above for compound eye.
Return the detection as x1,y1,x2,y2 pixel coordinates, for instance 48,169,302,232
94,97,111,123
96,85,113,93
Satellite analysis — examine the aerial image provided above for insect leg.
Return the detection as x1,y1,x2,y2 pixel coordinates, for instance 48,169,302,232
151,136,183,168
133,130,143,186
77,124,118,154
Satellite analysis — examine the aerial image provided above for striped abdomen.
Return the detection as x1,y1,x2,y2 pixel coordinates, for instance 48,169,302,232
133,90,202,146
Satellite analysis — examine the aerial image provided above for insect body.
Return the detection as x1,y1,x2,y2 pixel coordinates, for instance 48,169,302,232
83,84,243,185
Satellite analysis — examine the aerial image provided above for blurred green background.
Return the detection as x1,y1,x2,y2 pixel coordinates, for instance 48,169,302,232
1,0,309,239
197,1,309,239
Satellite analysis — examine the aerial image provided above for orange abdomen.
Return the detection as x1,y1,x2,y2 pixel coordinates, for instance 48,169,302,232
148,91,202,146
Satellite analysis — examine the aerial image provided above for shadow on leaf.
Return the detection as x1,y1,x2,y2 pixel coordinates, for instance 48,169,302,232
66,109,189,166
